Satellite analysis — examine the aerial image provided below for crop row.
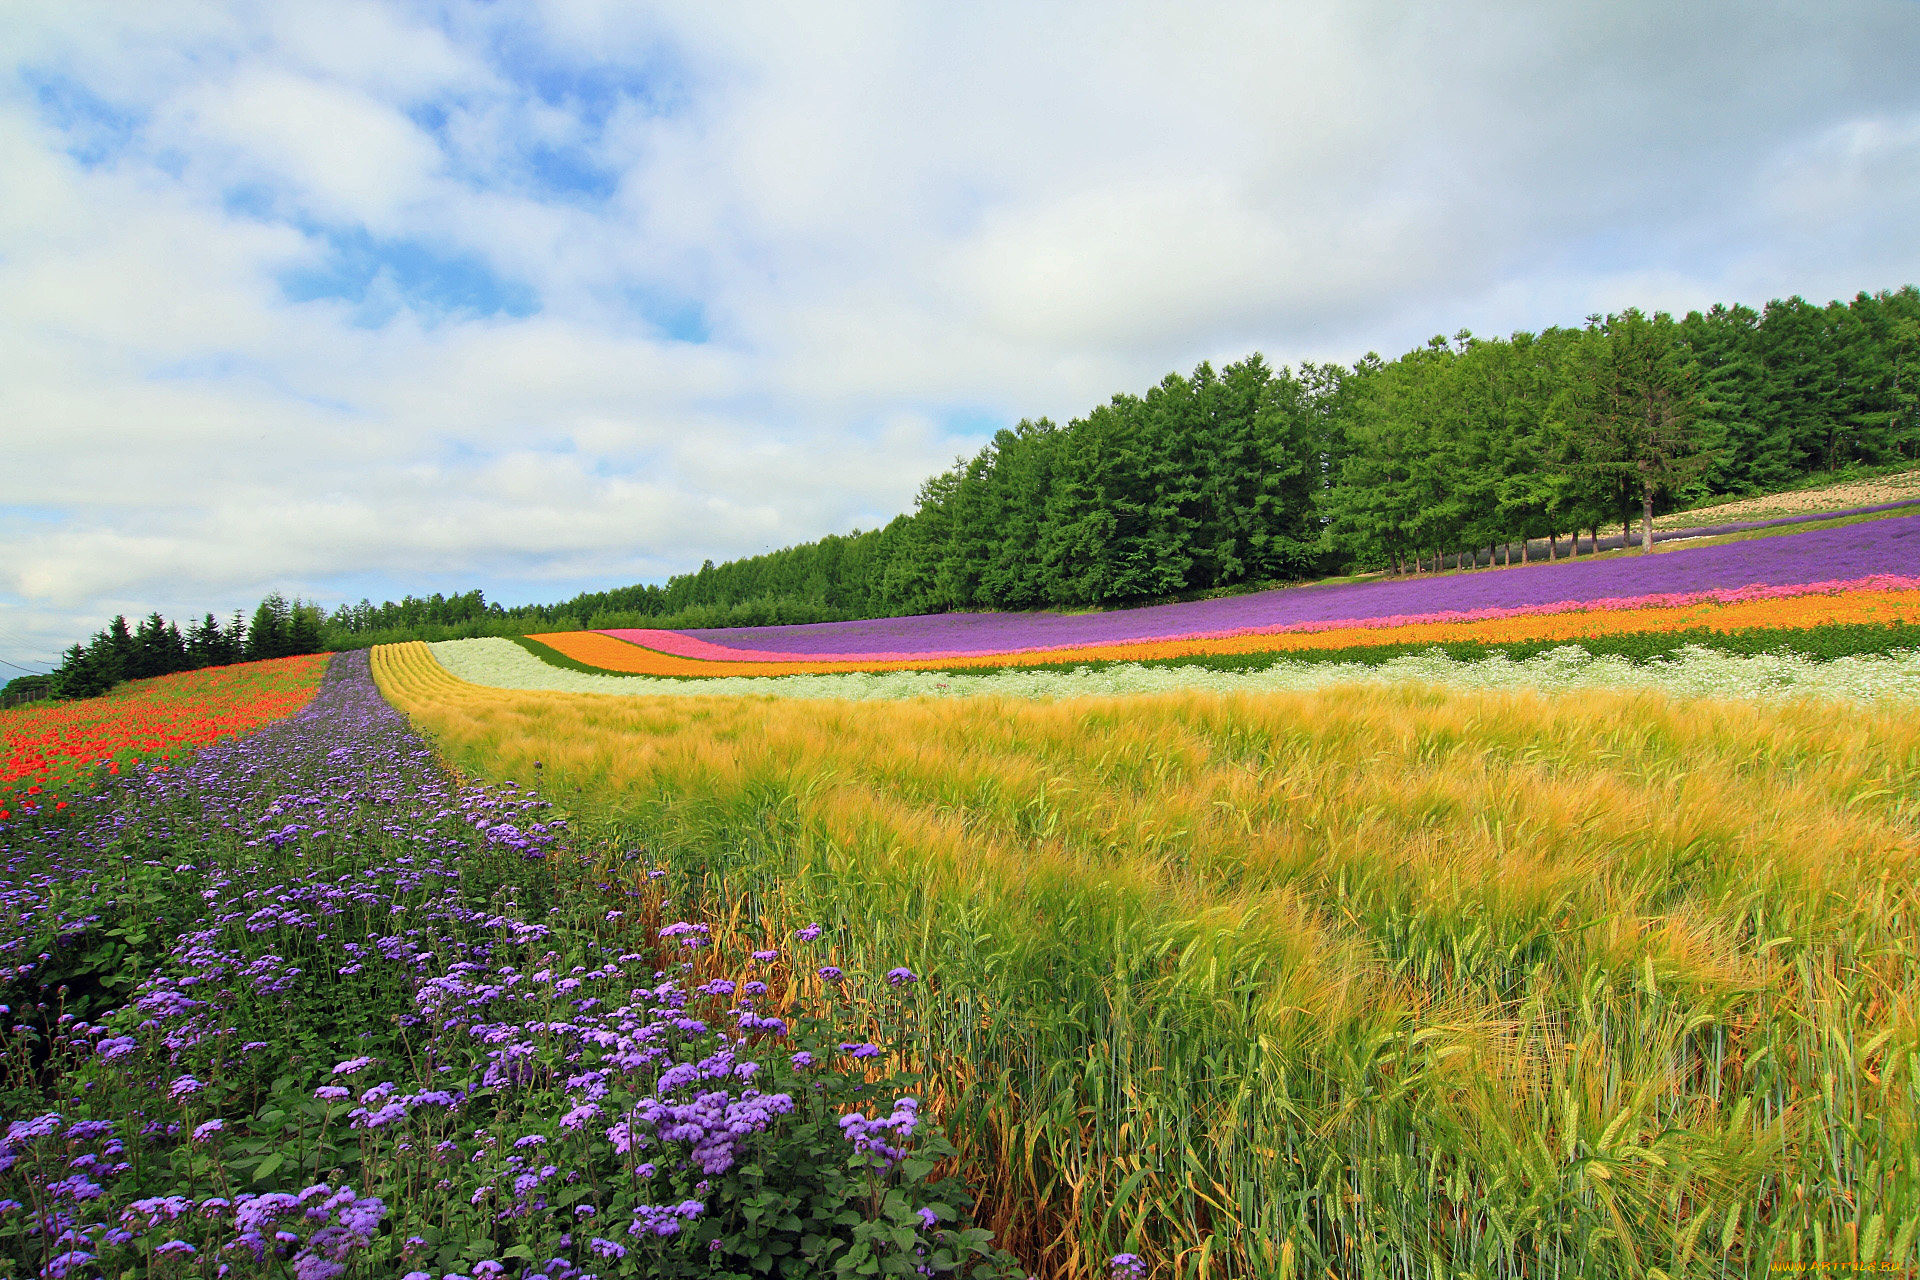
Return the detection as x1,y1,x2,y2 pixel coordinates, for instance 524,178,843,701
673,512,1920,657
424,635,1920,704
524,580,1920,678
621,573,1920,664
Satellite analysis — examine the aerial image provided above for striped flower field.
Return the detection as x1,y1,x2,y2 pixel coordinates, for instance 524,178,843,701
5,508,1916,1280
472,515,1920,684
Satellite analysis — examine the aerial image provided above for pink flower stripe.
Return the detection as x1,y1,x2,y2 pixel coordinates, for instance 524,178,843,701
600,573,1920,665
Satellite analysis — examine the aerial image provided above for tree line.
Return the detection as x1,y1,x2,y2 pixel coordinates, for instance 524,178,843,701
4,593,328,704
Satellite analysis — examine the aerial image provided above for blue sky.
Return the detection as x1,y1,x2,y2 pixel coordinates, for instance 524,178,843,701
3,1,1920,669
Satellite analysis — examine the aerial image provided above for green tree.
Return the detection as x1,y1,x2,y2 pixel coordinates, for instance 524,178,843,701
1593,310,1713,550
247,592,293,660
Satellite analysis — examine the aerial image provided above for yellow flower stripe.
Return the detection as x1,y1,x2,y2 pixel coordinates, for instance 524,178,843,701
530,587,1920,678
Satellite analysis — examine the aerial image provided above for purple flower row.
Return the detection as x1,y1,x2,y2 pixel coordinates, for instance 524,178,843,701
681,512,1920,657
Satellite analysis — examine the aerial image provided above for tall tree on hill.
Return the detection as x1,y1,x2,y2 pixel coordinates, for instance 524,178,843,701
1210,355,1320,583
186,613,230,667
1593,309,1713,550
1754,296,1841,479
247,592,292,660
1320,349,1425,572
1860,286,1920,460
1677,304,1770,495
977,419,1059,609
288,599,325,654
131,612,190,679
935,445,998,610
879,468,958,615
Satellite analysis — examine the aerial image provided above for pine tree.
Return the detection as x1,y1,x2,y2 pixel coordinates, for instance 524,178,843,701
247,593,292,661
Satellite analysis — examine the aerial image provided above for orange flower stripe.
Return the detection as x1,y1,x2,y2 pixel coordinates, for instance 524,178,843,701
531,587,1920,677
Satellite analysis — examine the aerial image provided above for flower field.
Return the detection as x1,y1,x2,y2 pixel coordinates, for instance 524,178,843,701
538,577,1920,677
669,513,1920,658
0,653,1016,1279
497,516,1920,681
0,655,327,824
375,641,1920,1279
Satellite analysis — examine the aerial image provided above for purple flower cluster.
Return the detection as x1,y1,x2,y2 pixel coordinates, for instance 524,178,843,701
839,1097,921,1171
681,512,1920,656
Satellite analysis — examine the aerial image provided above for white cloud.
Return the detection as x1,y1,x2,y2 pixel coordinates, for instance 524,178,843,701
164,69,446,231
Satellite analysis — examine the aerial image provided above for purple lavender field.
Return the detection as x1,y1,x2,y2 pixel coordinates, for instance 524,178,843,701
0,653,1018,1279
685,511,1920,657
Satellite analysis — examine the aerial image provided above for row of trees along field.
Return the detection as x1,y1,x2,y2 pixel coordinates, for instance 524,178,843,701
12,593,328,703
318,288,1920,641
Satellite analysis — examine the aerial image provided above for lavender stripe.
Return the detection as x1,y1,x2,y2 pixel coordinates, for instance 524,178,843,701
683,513,1920,656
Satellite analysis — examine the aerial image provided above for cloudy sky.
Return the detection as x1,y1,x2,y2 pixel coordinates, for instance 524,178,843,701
3,1,1919,671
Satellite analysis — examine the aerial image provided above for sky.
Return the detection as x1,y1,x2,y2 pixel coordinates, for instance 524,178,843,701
4,0,1920,672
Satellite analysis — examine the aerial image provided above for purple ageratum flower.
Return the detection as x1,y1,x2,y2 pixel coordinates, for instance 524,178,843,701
627,1199,705,1238
43,1251,93,1279
96,1035,138,1060
313,1086,350,1101
840,1042,883,1059
330,1056,374,1076
817,966,844,983
840,1097,920,1170
6,1113,60,1143
167,1075,203,1099
191,1119,225,1143
1110,1253,1147,1279
795,924,823,942
751,949,779,961
917,1206,940,1229
790,1051,815,1069
885,967,917,987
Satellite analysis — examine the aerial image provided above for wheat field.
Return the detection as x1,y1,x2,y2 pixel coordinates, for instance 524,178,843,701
374,641,1920,1279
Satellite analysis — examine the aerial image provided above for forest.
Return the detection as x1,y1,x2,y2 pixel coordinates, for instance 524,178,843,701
322,288,1920,642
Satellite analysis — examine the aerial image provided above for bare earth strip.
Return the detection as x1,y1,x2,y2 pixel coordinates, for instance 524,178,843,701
1657,465,1920,528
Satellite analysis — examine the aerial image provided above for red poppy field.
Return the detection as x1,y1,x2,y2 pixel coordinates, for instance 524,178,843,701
0,654,327,822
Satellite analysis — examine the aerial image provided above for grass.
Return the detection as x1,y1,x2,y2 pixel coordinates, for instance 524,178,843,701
375,641,1920,1279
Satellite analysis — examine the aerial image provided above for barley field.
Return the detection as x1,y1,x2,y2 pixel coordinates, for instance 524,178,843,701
375,641,1920,1280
